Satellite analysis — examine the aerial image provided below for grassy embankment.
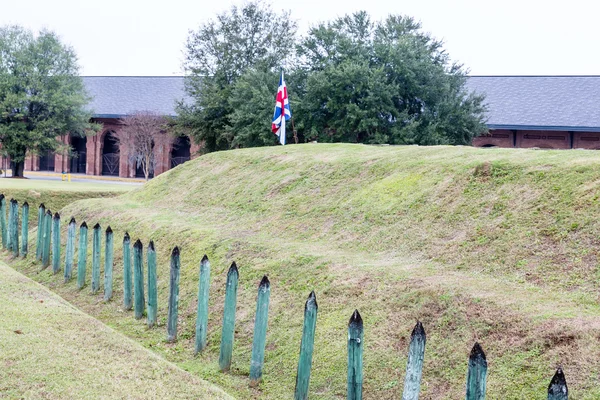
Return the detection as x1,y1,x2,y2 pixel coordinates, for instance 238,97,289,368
0,261,230,399
8,143,600,399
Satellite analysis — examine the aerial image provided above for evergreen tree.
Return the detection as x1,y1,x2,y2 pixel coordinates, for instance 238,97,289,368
0,26,97,177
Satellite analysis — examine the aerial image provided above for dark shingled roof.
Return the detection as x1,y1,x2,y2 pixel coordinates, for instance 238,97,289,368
83,76,186,118
466,76,600,132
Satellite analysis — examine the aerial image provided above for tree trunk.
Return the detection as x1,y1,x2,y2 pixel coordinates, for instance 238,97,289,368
12,161,25,178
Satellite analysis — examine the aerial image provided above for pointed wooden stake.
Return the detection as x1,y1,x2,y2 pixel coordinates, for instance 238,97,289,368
133,239,145,319
51,212,61,273
123,232,132,310
104,226,114,301
195,254,211,354
41,210,52,268
20,202,29,257
219,262,239,372
547,368,568,400
347,309,363,400
147,240,158,328
294,291,318,400
402,321,426,400
36,203,45,260
167,246,181,342
249,275,271,386
77,222,88,289
0,195,7,249
64,217,76,282
91,223,101,294
466,342,487,400
10,200,19,256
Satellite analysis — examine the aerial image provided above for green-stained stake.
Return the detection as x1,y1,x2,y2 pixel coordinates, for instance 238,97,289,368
249,275,271,386
219,262,239,372
6,200,12,254
133,239,145,319
401,321,426,400
104,226,114,301
77,222,88,289
36,203,45,260
51,213,61,274
548,368,568,400
147,240,157,327
194,254,211,354
41,210,52,269
64,217,76,282
466,343,487,400
166,246,181,342
0,195,6,249
91,223,101,294
294,291,318,400
347,309,364,400
10,200,19,256
20,202,29,257
123,232,132,310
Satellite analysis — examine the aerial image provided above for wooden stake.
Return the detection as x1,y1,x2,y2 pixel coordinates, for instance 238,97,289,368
195,254,211,354
547,368,568,400
123,232,132,310
466,343,487,400
10,199,19,256
147,240,157,328
402,321,426,400
249,275,271,386
77,222,88,289
0,195,6,249
41,210,52,269
166,246,181,342
294,291,318,400
133,239,145,319
91,223,101,294
51,212,61,274
219,262,239,372
20,202,29,257
7,199,14,253
64,217,76,282
36,203,45,260
347,309,363,400
104,226,114,301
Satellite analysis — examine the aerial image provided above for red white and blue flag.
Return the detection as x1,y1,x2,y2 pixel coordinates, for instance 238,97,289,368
272,71,291,145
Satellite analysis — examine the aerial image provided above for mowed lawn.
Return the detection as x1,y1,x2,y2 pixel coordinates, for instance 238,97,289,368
0,261,231,399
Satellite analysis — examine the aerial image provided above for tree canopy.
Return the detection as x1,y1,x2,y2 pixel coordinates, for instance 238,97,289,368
178,1,297,152
180,4,487,151
0,25,96,177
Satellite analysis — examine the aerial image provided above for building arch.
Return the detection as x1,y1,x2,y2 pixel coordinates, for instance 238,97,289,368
101,131,120,176
70,135,87,174
171,136,191,168
38,150,55,172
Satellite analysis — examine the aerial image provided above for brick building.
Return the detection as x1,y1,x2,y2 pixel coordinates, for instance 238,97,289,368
467,76,600,149
24,76,199,178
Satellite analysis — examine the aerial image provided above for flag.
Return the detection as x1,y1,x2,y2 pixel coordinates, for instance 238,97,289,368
272,70,291,145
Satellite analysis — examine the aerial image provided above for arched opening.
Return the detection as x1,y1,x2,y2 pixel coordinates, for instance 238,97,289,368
39,150,55,172
135,140,155,179
481,144,497,148
171,136,191,168
70,135,87,174
102,131,120,176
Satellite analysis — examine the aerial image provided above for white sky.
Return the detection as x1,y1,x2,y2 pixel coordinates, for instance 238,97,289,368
1,0,598,76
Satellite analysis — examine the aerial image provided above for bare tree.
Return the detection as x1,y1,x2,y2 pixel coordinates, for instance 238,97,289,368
119,111,169,180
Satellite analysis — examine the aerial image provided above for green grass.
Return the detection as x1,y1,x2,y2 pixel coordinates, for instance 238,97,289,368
8,143,600,399
0,261,230,399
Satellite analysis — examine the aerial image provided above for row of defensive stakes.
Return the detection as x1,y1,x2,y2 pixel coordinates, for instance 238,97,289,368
0,195,570,399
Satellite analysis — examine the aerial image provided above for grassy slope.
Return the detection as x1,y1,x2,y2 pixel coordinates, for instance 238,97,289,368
9,143,600,399
0,261,230,399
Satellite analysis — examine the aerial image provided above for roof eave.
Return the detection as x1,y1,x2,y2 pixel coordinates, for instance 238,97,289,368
488,124,600,133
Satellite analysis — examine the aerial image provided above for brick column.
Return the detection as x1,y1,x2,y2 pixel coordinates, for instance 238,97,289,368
190,138,203,160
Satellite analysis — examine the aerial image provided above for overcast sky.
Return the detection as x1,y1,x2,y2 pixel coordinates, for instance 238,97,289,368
2,0,598,76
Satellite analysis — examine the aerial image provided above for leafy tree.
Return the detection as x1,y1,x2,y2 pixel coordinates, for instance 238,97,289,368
295,12,487,145
178,1,297,152
0,26,97,177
